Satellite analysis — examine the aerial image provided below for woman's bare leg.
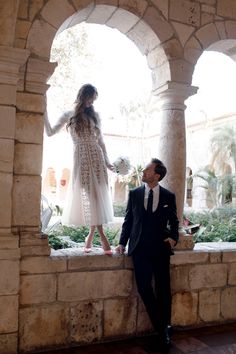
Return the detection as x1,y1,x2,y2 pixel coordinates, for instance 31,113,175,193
84,226,95,251
97,225,112,254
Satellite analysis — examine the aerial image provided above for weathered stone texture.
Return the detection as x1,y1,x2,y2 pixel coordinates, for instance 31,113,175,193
68,253,124,270
171,22,195,47
70,301,103,343
184,36,202,64
128,19,160,55
0,1,19,45
222,251,236,263
199,289,221,322
16,92,45,113
0,107,15,139
107,8,139,34
19,305,70,351
217,0,236,20
20,274,57,304
15,113,44,144
87,5,116,24
58,270,133,301
0,295,18,333
29,0,44,21
119,0,148,18
144,6,174,43
0,260,19,295
0,333,17,354
26,19,57,59
14,143,42,175
195,23,220,49
189,264,227,289
0,172,12,227
228,263,236,285
15,20,31,39
171,266,190,292
21,256,67,274
136,297,153,333
172,292,198,326
209,251,221,263
12,175,41,226
0,139,14,173
221,287,236,319
104,297,137,337
0,84,17,105
41,0,74,28
170,0,200,26
152,0,168,19
215,21,227,40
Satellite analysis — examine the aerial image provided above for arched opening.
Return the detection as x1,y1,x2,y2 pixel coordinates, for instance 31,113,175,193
25,2,175,235
184,38,236,242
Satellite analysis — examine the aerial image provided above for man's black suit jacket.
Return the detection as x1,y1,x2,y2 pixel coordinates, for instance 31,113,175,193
119,185,179,256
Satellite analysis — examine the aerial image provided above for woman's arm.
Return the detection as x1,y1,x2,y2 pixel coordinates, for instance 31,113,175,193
96,116,113,170
44,110,71,136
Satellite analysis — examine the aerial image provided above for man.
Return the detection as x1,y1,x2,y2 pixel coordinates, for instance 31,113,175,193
116,158,179,353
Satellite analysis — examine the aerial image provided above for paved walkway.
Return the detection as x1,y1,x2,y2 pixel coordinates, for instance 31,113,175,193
41,323,236,353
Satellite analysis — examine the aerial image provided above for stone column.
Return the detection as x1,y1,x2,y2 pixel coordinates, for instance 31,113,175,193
0,46,29,354
154,82,198,250
13,57,57,256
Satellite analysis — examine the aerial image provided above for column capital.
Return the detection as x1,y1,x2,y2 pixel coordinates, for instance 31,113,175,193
25,57,58,94
153,81,198,110
0,46,30,85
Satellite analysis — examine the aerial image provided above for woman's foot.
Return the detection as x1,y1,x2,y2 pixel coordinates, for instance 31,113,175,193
100,239,113,255
84,236,92,253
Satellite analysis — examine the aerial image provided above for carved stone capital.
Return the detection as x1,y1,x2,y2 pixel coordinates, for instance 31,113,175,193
153,81,198,111
25,58,57,94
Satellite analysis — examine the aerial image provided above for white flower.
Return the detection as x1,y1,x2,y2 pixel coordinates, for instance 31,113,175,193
113,156,131,176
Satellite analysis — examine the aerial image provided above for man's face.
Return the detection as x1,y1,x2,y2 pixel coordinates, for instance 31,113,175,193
142,163,160,184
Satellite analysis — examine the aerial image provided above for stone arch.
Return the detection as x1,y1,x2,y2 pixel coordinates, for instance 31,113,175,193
24,0,187,91
184,20,236,71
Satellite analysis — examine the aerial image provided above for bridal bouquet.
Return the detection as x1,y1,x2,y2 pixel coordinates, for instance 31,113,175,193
113,156,131,176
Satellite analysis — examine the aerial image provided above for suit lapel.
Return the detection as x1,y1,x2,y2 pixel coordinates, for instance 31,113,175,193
156,186,167,213
137,185,145,216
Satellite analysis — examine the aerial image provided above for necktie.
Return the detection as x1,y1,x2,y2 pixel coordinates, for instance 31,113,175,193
147,189,153,213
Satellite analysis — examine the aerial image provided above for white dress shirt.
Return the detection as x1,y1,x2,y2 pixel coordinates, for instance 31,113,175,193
144,184,160,212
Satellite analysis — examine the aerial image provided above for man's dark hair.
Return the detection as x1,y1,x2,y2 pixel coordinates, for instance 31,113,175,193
151,158,167,181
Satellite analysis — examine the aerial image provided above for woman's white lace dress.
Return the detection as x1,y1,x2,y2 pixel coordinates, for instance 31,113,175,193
44,111,113,226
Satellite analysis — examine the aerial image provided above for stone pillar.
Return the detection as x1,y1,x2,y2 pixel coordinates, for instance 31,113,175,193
13,57,57,256
0,46,29,354
154,82,198,250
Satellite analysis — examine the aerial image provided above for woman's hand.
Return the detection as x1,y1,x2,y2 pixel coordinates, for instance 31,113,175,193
115,244,125,254
107,164,115,172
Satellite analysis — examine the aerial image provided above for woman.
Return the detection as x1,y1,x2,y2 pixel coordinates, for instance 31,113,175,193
44,84,114,254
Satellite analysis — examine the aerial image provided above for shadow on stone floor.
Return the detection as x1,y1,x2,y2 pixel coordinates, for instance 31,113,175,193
38,323,236,354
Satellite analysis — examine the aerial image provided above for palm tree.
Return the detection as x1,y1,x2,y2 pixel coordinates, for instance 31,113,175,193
210,125,236,176
209,125,236,205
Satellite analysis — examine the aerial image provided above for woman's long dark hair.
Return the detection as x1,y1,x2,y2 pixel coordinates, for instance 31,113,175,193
67,84,99,132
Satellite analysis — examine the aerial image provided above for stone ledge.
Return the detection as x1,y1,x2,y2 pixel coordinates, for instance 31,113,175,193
50,243,236,267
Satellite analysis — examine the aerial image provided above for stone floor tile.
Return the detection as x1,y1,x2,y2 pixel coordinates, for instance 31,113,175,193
173,337,209,352
36,323,236,354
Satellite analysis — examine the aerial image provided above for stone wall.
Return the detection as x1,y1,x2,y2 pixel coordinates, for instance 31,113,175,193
18,246,236,352
1,0,236,353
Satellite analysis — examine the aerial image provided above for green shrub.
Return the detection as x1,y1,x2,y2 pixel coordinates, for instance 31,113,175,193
113,203,126,217
48,225,120,247
184,207,236,242
48,234,70,250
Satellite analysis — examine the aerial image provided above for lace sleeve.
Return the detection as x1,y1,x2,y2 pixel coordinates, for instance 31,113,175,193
44,110,72,136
